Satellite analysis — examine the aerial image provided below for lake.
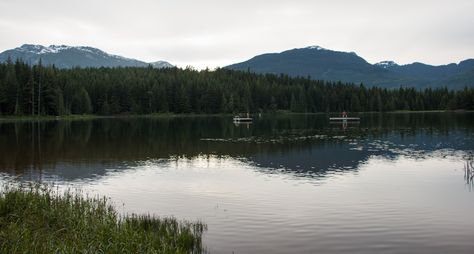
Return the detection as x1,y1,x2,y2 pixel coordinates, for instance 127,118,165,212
1,112,473,253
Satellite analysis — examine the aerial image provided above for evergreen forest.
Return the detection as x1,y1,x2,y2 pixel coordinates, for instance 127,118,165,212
0,60,473,116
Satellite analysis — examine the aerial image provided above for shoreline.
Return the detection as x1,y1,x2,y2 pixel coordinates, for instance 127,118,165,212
0,110,473,122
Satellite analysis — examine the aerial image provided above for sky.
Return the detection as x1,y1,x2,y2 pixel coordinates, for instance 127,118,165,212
0,0,473,69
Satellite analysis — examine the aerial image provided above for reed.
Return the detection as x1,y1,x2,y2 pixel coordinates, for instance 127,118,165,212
0,183,206,253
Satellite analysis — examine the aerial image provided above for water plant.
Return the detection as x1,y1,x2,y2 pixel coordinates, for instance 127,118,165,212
0,183,206,253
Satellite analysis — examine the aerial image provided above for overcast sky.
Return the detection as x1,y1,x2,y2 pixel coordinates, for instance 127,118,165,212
1,0,473,69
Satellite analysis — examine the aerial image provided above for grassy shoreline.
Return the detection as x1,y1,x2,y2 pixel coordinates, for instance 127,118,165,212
0,110,473,121
0,183,206,253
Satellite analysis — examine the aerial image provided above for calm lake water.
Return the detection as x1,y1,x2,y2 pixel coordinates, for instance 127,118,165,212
1,113,474,253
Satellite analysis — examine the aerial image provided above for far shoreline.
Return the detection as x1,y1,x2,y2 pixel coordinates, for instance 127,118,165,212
0,110,473,122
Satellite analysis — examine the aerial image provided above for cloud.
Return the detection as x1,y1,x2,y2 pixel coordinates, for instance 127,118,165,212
1,0,473,69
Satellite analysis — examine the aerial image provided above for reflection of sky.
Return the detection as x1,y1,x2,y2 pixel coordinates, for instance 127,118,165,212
3,129,473,183
29,155,474,254
1,115,474,253
0,113,473,184
225,130,474,180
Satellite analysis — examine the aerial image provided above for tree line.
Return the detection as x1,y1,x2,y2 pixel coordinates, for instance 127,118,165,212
0,60,473,116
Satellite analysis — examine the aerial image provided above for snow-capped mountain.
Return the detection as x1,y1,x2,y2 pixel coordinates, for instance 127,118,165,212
0,44,173,69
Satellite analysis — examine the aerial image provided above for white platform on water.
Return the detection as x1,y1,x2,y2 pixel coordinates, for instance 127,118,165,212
329,117,360,121
233,117,253,122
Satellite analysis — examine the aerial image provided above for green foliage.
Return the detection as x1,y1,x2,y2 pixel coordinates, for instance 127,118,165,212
0,80,6,114
0,183,206,253
71,87,92,114
0,60,473,116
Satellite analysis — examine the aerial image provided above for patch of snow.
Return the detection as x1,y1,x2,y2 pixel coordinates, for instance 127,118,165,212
17,44,47,54
149,61,174,68
16,44,111,56
306,45,326,50
375,61,398,69
48,45,73,53
16,44,76,54
76,47,97,54
108,53,128,60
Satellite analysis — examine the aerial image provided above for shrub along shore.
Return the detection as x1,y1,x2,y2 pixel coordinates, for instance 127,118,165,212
0,183,206,253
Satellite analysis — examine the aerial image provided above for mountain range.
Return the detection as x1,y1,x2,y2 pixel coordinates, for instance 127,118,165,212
1,44,473,89
226,46,474,89
0,44,173,69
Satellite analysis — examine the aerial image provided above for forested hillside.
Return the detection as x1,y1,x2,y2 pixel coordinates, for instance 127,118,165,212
226,46,474,89
0,60,473,116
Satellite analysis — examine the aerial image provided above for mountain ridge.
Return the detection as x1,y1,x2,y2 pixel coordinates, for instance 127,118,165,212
0,44,173,69
226,46,474,89
1,44,472,89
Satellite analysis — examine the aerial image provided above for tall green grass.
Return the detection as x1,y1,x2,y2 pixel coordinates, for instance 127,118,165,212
0,183,206,253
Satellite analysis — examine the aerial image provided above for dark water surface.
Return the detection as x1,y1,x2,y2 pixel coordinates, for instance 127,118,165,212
1,113,474,253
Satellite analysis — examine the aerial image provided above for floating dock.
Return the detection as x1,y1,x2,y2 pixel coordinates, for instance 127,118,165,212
233,116,253,123
329,117,360,121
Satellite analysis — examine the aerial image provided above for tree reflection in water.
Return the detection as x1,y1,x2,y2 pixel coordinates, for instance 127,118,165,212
465,160,474,191
0,112,473,183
